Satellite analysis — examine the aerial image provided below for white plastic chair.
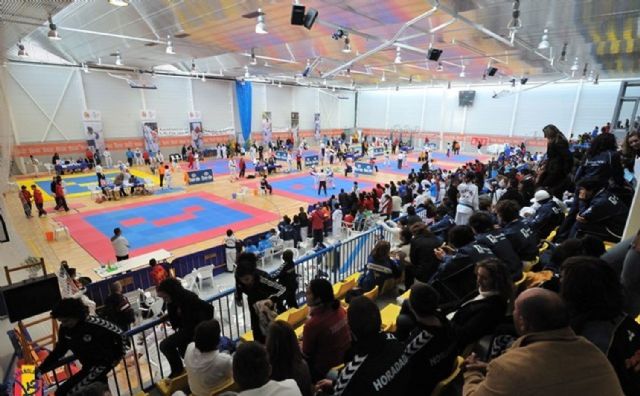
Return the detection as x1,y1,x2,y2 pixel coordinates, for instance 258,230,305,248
89,185,102,200
195,265,215,290
236,186,249,200
181,273,199,294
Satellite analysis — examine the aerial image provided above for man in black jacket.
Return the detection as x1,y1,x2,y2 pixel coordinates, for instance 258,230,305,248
495,200,539,262
157,278,214,377
409,223,442,285
526,190,564,240
38,298,126,396
469,211,522,279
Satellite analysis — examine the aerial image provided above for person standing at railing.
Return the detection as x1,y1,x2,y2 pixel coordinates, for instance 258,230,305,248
310,205,328,247
157,278,215,378
235,252,286,343
37,298,126,396
274,249,299,309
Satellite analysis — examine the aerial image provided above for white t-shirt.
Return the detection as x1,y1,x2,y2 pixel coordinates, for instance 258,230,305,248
111,235,129,257
238,379,302,396
184,343,233,396
391,196,403,212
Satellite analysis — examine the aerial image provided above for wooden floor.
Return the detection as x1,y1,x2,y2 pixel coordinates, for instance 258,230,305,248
6,153,401,278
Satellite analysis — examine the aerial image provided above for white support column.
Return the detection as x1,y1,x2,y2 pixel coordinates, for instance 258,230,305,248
229,81,237,136
419,86,427,133
509,87,521,137
623,186,640,240
263,84,268,112
140,88,147,110
568,79,584,137
77,69,88,111
439,88,447,150
315,88,320,113
188,78,195,112
384,89,391,131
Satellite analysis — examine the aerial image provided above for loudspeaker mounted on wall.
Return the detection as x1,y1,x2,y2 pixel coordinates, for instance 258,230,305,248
304,8,319,30
426,48,443,61
291,4,306,25
487,67,498,76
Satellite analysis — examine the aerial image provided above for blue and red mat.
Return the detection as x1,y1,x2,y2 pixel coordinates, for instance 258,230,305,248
57,192,279,263
242,173,374,203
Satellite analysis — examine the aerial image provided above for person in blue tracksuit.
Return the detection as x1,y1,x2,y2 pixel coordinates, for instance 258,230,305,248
570,178,630,243
429,206,456,243
526,190,565,240
495,199,539,261
469,211,522,279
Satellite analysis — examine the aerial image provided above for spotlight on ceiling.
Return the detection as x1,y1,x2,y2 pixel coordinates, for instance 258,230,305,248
487,66,498,76
115,51,123,66
426,48,443,61
436,62,443,72
108,0,129,6
538,28,550,50
47,16,61,40
201,73,206,82
278,81,282,88
82,63,90,73
165,36,175,54
520,77,528,85
255,9,267,34
394,47,402,64
191,60,197,74
17,43,28,57
459,66,466,78
331,29,346,40
570,57,579,71
510,78,516,87
291,3,306,26
250,48,257,65
342,36,351,53
244,66,250,78
303,8,318,30
380,72,386,82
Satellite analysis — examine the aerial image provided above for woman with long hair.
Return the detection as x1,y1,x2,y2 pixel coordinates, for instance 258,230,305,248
621,130,640,181
536,124,572,197
301,278,351,381
448,258,513,351
266,321,313,396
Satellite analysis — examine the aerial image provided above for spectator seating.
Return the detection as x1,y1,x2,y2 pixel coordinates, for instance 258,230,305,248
380,303,402,332
363,285,379,301
208,378,237,395
155,371,189,396
430,356,464,396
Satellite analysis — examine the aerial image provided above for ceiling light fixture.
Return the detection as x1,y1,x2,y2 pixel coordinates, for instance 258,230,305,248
342,36,351,53
507,0,522,42
201,73,206,82
570,57,579,71
17,42,28,57
459,66,466,78
594,73,599,85
278,81,282,88
520,77,528,85
394,47,402,64
538,28,550,50
115,51,123,66
582,63,589,78
250,48,257,65
255,9,268,34
332,86,336,92
244,66,250,78
82,63,90,73
447,81,451,89
165,36,175,54
436,62,443,72
381,72,386,82
108,0,129,6
191,60,197,74
47,16,61,40
560,42,568,62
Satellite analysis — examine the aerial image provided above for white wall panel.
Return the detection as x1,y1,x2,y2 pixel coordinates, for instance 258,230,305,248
356,90,389,128
144,76,190,130
292,86,318,130
338,90,356,129
83,72,141,138
320,90,341,129
193,79,234,130
573,81,619,134
441,90,464,133
465,86,515,135
265,85,292,130
423,89,446,132
251,83,266,132
387,89,423,130
514,84,576,136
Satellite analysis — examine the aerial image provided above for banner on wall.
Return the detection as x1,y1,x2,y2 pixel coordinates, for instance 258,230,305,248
141,110,159,153
82,110,105,153
314,113,321,139
262,112,272,143
354,161,374,175
188,111,204,151
291,112,299,142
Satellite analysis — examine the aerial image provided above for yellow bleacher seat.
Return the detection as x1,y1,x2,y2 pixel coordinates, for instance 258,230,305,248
430,356,464,396
514,273,527,287
208,378,237,396
276,305,309,327
363,285,379,301
156,371,189,396
604,241,616,251
523,257,539,272
636,315,640,325
380,303,402,333
240,330,254,343
343,272,361,284
396,289,411,305
333,278,356,300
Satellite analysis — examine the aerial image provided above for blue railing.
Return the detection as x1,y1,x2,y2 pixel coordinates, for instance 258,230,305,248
35,208,427,395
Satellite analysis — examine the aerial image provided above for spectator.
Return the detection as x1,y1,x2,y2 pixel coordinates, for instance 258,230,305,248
266,321,313,396
570,177,629,242
463,288,624,396
315,296,410,395
234,253,286,343
261,175,273,194
184,320,233,396
31,184,46,217
495,200,538,262
602,230,640,316
429,205,455,242
273,249,299,309
233,342,302,395
302,278,351,381
37,298,125,396
102,280,135,331
408,222,442,285
358,240,400,292
448,258,513,351
310,205,328,246
455,173,479,226
526,189,564,240
404,206,422,227
149,258,169,287
157,278,214,378
402,284,458,395
560,257,640,395
536,124,572,197
469,211,522,279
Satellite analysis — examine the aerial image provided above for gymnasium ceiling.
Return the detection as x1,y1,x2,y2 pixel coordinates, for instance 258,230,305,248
1,0,639,88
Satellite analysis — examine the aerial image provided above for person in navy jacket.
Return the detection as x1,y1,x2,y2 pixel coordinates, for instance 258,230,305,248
469,211,522,279
495,200,539,262
526,190,565,240
429,206,456,243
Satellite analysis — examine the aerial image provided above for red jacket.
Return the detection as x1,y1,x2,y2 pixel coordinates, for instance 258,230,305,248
302,305,351,378
310,210,326,230
33,189,43,204
55,183,65,198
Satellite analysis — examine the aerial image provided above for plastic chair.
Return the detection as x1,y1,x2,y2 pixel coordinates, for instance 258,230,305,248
156,371,189,396
380,303,402,332
276,305,310,328
430,356,464,396
209,378,237,396
396,289,411,305
333,278,356,300
236,186,249,200
181,273,200,294
195,265,215,290
363,285,379,301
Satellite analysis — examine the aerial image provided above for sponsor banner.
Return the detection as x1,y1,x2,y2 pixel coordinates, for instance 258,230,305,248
188,111,202,121
190,121,204,151
82,110,105,153
262,112,272,143
142,122,160,153
304,155,319,167
275,150,288,161
158,128,234,137
354,161,374,175
186,169,214,185
471,137,489,147
369,147,385,157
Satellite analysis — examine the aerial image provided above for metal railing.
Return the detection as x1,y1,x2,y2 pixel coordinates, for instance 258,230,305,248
40,208,427,395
